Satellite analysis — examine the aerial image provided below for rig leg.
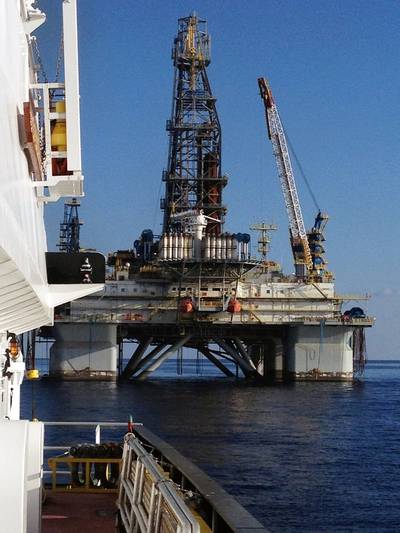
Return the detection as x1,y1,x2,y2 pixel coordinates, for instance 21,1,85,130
130,344,166,376
198,346,235,377
120,337,153,380
213,337,259,378
135,335,192,381
233,337,258,371
248,338,284,381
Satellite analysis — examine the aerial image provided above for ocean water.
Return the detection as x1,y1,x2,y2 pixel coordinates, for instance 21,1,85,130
21,360,400,532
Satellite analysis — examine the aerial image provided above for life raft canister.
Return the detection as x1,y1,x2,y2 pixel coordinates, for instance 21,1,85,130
69,444,92,487
68,443,123,489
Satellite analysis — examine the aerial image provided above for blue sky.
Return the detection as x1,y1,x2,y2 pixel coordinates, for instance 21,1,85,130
36,1,400,358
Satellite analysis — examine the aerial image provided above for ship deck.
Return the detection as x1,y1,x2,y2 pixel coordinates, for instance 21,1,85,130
42,492,117,532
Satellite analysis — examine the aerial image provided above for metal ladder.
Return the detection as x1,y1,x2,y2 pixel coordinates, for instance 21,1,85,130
117,433,200,533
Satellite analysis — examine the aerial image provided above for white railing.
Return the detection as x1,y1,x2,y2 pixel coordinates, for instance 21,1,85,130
118,433,200,533
0,377,8,419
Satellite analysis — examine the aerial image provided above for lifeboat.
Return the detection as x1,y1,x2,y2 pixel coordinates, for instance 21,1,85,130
227,298,241,313
179,298,194,313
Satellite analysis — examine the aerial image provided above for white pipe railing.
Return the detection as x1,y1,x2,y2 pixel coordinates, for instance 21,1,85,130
118,433,200,533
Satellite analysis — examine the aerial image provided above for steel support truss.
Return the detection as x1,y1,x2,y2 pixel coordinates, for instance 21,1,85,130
120,335,262,381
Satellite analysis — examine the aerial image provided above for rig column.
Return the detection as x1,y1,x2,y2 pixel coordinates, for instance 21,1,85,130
286,324,353,380
49,323,118,380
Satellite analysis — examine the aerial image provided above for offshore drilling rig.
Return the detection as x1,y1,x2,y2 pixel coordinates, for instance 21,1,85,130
47,14,372,381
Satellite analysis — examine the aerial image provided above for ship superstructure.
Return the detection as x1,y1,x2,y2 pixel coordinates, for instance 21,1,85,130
0,2,105,531
48,14,372,383
0,0,103,418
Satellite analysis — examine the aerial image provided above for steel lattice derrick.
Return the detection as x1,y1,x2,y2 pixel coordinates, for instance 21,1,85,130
58,198,81,252
162,15,227,236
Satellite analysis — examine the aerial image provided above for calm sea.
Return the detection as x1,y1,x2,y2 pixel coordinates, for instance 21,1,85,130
21,360,400,532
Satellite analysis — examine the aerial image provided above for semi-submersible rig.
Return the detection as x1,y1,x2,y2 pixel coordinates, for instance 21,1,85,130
46,15,373,381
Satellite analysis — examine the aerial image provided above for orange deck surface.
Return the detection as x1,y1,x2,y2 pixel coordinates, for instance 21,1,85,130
42,492,117,532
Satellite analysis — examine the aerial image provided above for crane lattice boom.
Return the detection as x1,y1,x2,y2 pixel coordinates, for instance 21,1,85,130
258,77,313,273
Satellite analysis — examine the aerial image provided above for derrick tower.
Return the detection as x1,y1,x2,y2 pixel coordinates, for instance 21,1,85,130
58,198,82,252
162,14,227,236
